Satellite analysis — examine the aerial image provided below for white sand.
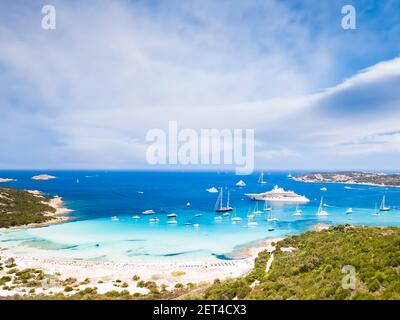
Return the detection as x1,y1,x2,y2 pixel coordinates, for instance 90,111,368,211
0,238,281,297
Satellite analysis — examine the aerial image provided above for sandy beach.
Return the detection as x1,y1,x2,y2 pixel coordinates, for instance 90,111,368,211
0,237,281,297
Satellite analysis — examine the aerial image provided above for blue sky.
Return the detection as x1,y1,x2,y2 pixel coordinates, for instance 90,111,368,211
0,0,400,170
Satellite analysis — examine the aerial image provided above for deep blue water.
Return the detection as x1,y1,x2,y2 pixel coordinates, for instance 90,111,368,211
0,170,399,262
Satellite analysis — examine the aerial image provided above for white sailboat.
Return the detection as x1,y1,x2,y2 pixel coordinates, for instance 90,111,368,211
258,171,267,184
293,203,302,216
345,208,353,214
287,172,292,178
263,201,272,211
111,216,119,221
167,219,177,224
252,202,263,215
379,195,391,211
214,188,233,213
267,209,278,221
231,210,242,222
186,202,191,207
372,203,380,216
167,213,177,218
132,215,140,219
149,217,159,223
316,197,328,216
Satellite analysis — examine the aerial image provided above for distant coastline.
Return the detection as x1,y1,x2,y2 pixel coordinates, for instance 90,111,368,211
293,171,400,188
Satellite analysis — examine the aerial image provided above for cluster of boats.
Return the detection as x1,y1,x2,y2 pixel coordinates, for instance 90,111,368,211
110,171,393,229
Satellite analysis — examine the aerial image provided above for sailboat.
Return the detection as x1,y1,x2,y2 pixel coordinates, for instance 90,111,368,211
258,171,267,184
379,195,391,211
214,188,233,213
316,197,328,216
288,172,292,178
252,202,263,215
293,203,302,216
263,201,272,211
372,203,380,216
231,210,242,222
267,209,278,221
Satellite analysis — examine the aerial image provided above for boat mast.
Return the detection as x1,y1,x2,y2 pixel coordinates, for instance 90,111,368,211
227,190,230,208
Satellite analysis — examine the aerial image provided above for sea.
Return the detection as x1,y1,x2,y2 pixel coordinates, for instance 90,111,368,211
0,170,399,263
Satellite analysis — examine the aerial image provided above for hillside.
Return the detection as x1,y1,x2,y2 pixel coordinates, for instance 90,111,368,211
204,225,400,300
0,188,55,228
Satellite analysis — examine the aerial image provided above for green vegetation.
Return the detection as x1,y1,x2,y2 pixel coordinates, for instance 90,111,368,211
171,271,186,277
0,187,55,228
204,225,400,300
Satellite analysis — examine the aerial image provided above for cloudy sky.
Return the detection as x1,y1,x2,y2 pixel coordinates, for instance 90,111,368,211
0,0,400,171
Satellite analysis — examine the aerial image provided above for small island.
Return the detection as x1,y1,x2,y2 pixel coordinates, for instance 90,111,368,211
0,187,71,228
0,178,16,183
31,174,56,181
293,171,400,187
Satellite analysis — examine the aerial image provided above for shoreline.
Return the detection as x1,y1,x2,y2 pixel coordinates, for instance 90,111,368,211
0,237,281,297
5,191,75,230
292,177,400,189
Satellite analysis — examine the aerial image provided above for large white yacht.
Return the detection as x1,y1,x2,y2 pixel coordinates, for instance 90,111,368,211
245,185,310,203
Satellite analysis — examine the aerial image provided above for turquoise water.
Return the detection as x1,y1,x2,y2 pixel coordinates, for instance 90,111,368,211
0,171,399,262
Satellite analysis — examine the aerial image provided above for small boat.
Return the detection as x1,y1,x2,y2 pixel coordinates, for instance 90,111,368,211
287,172,292,179
235,180,246,187
316,197,328,216
258,171,267,184
167,220,177,224
76,178,80,184
379,195,391,211
222,212,230,217
252,202,262,215
214,216,223,221
263,201,272,211
320,187,327,191
248,221,258,226
195,214,203,217
132,215,140,219
206,187,218,193
293,203,302,216
142,209,155,215
231,211,242,222
267,210,278,222
247,214,255,218
372,203,381,216
111,216,119,221
186,202,191,207
268,227,275,232
193,223,200,228
167,213,177,218
344,186,352,190
345,208,353,214
137,191,144,194
185,221,192,226
149,217,159,223
214,188,233,213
